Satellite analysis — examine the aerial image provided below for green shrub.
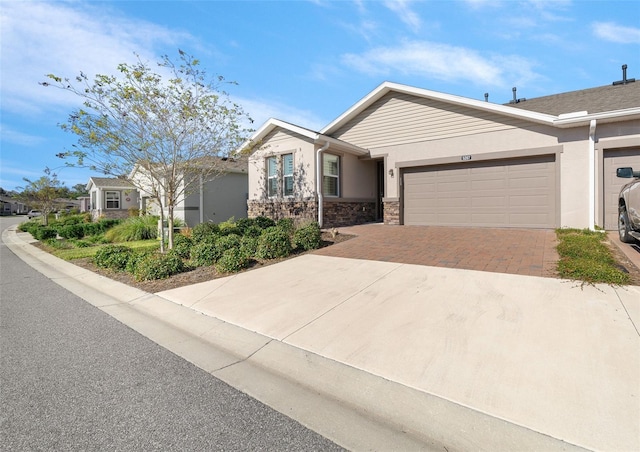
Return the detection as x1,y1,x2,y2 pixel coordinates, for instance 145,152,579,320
82,222,102,237
58,223,86,240
97,218,121,231
240,235,259,257
192,222,220,243
235,217,255,235
69,239,91,248
59,215,84,226
132,251,185,281
93,245,134,271
242,224,263,238
253,216,276,230
276,218,295,238
293,221,322,251
191,240,218,267
85,233,109,245
256,227,292,259
218,217,240,236
34,226,57,241
105,216,158,242
19,220,49,236
172,234,193,259
215,247,250,274
125,249,155,274
214,233,241,257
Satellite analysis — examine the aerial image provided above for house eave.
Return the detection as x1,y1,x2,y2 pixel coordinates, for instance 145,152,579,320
552,108,640,127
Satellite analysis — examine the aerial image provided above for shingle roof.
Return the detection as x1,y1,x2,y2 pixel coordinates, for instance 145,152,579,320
88,177,136,188
506,82,640,116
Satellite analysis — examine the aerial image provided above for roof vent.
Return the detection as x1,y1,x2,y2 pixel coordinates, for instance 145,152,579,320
484,92,489,102
613,64,635,85
509,87,526,104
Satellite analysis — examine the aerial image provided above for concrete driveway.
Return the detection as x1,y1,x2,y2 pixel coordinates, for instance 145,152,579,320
314,224,559,278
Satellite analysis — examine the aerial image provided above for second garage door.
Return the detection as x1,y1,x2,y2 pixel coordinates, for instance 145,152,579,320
403,154,557,228
603,148,640,230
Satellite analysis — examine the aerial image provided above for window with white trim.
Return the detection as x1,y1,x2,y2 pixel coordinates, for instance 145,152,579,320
105,191,120,209
322,153,339,197
266,153,294,197
267,156,278,197
282,154,294,196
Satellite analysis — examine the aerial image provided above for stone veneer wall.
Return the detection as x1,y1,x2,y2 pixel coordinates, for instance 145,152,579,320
247,199,317,226
383,200,400,225
247,199,377,228
322,200,376,227
92,209,131,221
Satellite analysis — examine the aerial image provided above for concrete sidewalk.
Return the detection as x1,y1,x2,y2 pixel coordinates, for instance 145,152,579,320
4,225,640,451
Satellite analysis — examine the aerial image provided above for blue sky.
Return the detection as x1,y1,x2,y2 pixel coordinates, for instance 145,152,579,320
1,0,639,191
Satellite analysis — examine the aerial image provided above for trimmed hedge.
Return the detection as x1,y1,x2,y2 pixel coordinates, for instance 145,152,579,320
172,234,193,259
131,251,185,281
192,222,220,243
256,227,292,259
93,245,134,271
215,247,250,274
58,223,85,240
293,221,322,251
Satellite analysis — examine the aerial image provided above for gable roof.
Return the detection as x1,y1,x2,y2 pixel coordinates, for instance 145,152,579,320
506,82,640,116
321,82,559,135
244,118,369,155
86,177,136,191
321,81,640,134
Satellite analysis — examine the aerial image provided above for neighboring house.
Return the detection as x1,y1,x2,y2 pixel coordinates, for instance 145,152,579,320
130,157,249,227
77,196,90,213
86,177,139,220
245,75,640,230
0,196,29,215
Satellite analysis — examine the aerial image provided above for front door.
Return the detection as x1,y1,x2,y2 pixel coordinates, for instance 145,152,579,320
376,160,385,221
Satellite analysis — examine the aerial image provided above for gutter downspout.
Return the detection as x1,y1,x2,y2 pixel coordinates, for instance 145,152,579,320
589,119,597,231
316,141,330,227
199,174,204,224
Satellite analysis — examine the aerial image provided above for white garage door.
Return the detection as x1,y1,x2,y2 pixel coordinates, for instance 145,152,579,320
603,148,640,230
403,155,556,228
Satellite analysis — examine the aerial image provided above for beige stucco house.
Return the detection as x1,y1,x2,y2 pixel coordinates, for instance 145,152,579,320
245,79,640,230
86,177,139,220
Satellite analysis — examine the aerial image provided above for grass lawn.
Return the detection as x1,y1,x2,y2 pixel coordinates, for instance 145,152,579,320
556,228,630,286
50,240,160,260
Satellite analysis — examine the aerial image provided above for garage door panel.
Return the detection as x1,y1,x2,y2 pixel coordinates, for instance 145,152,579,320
509,194,551,207
403,155,556,228
471,178,507,190
603,149,640,230
472,196,506,208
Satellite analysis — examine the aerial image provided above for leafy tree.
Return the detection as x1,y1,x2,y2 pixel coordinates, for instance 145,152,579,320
71,183,88,198
42,50,252,250
16,168,64,225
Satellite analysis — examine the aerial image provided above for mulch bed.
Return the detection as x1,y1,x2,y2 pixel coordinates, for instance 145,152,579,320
63,231,355,293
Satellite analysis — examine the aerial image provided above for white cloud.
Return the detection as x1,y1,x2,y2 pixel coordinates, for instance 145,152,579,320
0,124,45,147
383,0,422,33
341,40,539,87
238,96,327,131
0,1,196,116
593,22,640,44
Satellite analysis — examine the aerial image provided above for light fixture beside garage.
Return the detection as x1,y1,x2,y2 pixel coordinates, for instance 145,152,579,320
388,168,394,177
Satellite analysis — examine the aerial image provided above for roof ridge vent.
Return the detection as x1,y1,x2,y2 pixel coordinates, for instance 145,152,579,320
613,64,635,85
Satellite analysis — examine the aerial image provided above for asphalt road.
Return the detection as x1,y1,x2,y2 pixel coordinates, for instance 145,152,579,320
0,216,343,451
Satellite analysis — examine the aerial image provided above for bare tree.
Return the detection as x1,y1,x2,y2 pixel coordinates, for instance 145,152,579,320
42,50,252,249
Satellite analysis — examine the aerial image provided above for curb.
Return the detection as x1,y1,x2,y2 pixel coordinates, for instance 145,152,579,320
3,225,590,451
